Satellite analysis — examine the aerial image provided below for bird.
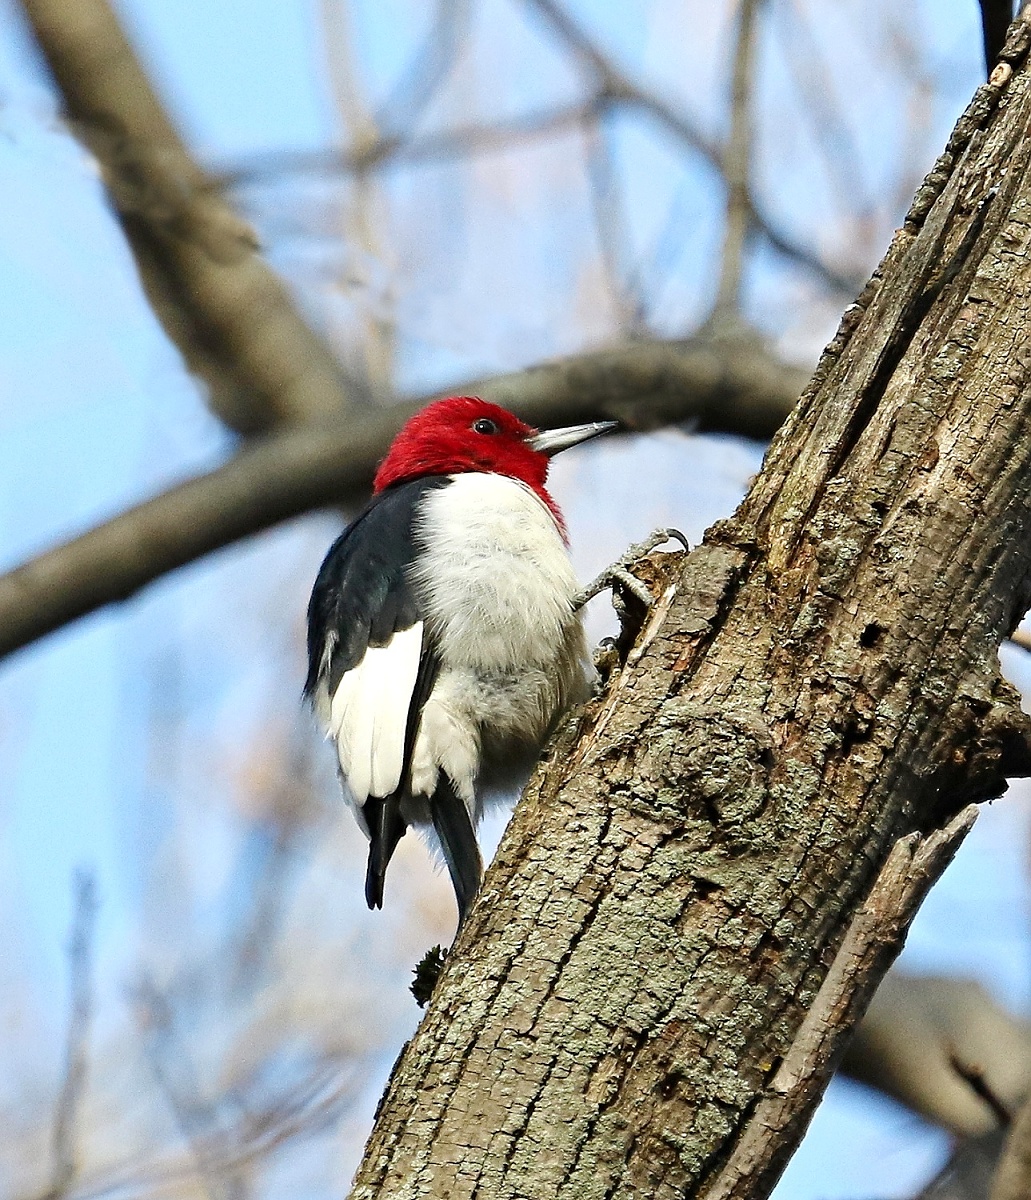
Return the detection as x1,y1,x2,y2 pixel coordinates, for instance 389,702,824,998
305,396,616,924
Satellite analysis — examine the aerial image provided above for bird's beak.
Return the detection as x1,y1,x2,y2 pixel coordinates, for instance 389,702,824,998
527,419,619,456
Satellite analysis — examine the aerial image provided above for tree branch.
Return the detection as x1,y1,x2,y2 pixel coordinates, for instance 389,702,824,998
711,0,763,321
775,0,874,221
372,0,471,137
18,0,357,433
319,0,395,398
703,809,977,1199
523,0,865,295
582,113,646,331
210,103,599,190
0,334,807,663
42,871,98,1200
843,973,1031,1135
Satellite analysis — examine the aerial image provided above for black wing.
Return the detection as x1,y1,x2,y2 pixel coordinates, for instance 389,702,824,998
305,477,447,908
305,476,447,700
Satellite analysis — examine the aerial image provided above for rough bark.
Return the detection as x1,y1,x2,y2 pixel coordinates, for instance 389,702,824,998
0,333,806,662
350,22,1031,1200
19,0,356,433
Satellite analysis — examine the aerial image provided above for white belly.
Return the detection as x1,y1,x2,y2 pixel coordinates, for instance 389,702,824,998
408,473,591,810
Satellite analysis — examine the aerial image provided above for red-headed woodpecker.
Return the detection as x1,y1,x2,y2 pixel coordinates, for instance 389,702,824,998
305,396,615,922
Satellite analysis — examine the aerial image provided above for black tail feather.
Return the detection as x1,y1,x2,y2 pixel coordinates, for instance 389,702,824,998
364,796,407,910
430,777,483,924
979,0,1015,76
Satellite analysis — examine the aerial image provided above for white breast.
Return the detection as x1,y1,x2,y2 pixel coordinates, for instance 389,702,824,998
413,472,580,668
409,473,591,811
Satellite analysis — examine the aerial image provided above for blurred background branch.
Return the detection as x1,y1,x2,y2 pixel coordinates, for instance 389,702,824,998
39,872,98,1200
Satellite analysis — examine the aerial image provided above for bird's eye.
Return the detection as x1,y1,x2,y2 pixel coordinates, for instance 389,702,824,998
473,418,499,435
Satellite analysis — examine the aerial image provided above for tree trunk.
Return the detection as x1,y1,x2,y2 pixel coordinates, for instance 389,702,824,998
350,23,1031,1200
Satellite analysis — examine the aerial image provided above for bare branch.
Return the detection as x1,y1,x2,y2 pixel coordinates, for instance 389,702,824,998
843,973,1031,1135
711,0,764,321
211,102,599,190
42,871,98,1200
582,113,646,331
523,0,865,295
18,0,356,433
775,0,874,222
374,0,472,136
320,0,395,398
0,334,807,663
229,734,321,995
45,1061,355,1200
949,1053,1013,1128
133,979,245,1200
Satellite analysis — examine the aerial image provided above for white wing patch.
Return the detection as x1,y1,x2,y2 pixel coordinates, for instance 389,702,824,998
329,622,423,805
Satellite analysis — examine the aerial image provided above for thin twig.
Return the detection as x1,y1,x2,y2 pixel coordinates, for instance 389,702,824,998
523,0,863,294
880,9,939,232
320,0,395,398
949,1051,1013,1127
133,978,245,1200
712,0,764,321
41,1060,358,1200
775,0,874,221
374,0,471,136
582,111,646,331
230,734,319,994
43,871,98,1200
212,102,599,190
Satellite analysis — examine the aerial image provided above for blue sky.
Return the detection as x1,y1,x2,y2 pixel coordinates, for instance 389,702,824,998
0,1,1024,1197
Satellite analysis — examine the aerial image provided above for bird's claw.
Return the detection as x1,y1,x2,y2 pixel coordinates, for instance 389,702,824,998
591,636,622,689
411,944,448,1007
574,528,690,612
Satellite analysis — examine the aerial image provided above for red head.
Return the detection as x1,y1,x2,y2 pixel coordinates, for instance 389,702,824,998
373,397,616,532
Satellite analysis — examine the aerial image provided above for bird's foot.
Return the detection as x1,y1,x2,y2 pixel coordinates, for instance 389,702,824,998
411,944,448,1007
577,529,690,663
575,528,690,612
590,636,623,692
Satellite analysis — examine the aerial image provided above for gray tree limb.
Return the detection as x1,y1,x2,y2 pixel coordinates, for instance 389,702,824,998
349,20,1031,1197
0,334,807,662
18,0,356,433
